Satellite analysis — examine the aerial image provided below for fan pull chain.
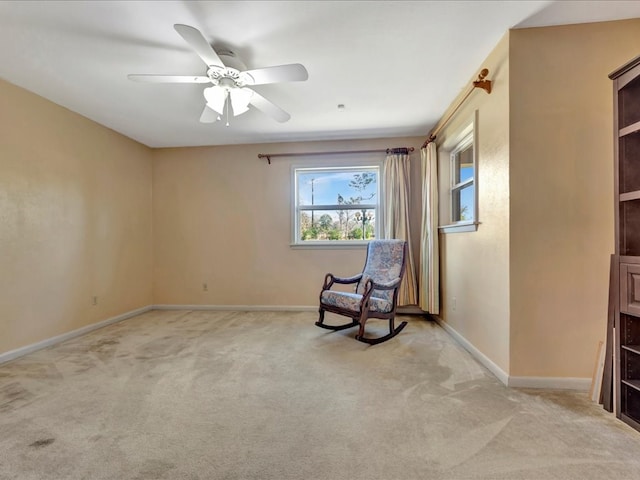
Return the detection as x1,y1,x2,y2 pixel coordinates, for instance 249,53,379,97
225,95,230,127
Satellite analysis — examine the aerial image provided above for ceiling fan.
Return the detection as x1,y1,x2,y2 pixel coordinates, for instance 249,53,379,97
128,24,308,125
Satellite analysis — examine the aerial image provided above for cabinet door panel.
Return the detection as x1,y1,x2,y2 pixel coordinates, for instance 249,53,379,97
620,263,640,315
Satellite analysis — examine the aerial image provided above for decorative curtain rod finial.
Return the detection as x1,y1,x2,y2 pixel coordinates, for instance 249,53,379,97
421,67,492,148
473,68,492,94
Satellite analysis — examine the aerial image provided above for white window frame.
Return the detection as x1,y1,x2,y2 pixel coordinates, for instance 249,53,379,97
291,164,382,248
439,111,479,234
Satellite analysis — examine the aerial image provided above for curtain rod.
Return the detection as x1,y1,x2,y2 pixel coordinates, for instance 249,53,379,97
421,68,492,149
258,147,414,164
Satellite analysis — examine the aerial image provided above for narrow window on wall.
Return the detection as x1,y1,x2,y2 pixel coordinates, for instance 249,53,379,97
292,166,380,246
451,133,474,223
439,110,479,233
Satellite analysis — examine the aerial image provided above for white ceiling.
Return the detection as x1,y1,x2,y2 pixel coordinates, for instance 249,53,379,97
1,1,639,148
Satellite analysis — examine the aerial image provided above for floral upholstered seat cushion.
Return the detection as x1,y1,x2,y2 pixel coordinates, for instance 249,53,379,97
320,290,393,313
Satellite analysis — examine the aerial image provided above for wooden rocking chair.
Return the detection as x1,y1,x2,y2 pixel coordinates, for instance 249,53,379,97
316,239,408,345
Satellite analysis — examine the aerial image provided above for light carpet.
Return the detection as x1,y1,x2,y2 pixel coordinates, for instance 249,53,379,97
1,309,640,479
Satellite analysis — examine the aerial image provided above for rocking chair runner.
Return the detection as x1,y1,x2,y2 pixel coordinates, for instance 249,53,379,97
316,239,408,345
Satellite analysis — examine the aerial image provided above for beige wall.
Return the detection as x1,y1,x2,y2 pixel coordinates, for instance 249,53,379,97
435,34,511,373
0,72,423,356
152,137,424,306
5,18,634,383
435,19,640,380
0,79,153,354
509,19,640,378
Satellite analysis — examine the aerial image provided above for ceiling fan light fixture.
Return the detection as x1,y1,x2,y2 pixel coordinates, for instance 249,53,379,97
230,88,254,116
203,86,228,115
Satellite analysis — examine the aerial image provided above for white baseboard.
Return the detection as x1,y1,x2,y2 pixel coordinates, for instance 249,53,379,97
433,316,590,391
0,305,153,365
507,376,591,390
433,316,510,386
152,304,317,312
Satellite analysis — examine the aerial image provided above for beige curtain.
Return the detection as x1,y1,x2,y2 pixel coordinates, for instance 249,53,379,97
383,153,418,305
419,143,439,314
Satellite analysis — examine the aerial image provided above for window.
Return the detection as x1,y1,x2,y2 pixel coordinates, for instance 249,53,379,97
293,166,380,246
451,133,475,223
439,111,479,233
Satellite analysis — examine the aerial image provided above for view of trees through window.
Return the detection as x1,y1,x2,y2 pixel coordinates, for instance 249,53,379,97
296,168,379,242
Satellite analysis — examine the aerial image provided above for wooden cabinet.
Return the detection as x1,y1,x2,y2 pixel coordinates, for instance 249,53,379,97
611,55,640,431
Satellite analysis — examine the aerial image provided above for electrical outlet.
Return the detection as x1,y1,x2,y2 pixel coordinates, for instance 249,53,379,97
202,283,208,292
452,296,457,311
92,296,98,306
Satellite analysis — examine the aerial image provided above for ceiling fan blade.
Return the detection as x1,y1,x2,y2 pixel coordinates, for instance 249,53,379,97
248,90,291,123
128,74,210,84
200,105,219,123
174,24,225,68
243,64,308,86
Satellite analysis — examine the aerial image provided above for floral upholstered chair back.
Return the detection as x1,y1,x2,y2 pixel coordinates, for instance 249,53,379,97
356,239,406,303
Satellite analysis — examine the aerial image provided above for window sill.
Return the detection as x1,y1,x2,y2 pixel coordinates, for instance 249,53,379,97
439,222,479,234
290,241,369,250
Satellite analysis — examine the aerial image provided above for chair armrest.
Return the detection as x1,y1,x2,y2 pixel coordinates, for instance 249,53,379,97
361,277,402,298
322,273,363,290
370,278,402,290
